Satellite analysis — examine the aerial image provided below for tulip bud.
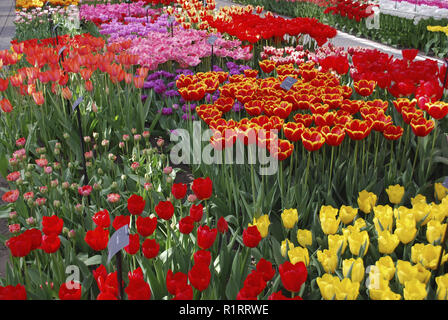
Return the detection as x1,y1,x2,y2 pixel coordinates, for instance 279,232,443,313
93,132,99,140
53,162,61,170
134,134,142,142
16,178,23,185
121,175,127,181
63,132,70,139
131,128,137,134
68,162,73,168
86,161,92,167
93,144,98,150
63,227,69,235
157,138,165,147
122,134,130,142
97,168,104,175
93,183,101,191
50,179,58,188
55,142,61,149
91,102,98,113
53,200,61,208
111,181,118,189
68,229,76,239
187,194,197,203
144,182,153,191
27,198,35,207
54,148,60,155
75,204,83,212
24,171,32,179
9,211,17,219
163,166,173,175
119,142,125,149
84,136,91,143
142,131,150,139
62,181,70,190
26,217,35,226
101,139,109,147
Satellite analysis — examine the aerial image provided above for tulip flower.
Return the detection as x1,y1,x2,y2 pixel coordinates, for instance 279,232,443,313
403,279,427,300
296,229,312,247
248,214,270,238
385,184,405,205
354,79,376,97
427,101,448,120
410,117,434,137
317,249,338,274
339,205,358,225
288,246,309,266
348,230,370,256
395,216,417,244
242,225,262,248
435,183,448,201
377,230,400,255
281,209,298,229
342,258,364,283
357,190,377,214
436,274,448,300
278,261,307,293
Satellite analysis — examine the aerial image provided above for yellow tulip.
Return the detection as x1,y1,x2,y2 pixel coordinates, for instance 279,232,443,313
316,273,337,300
320,215,340,235
357,190,377,214
328,234,347,254
403,279,427,300
412,202,432,225
249,214,270,238
334,278,360,300
296,229,312,247
342,258,364,283
411,243,448,270
429,202,446,222
288,246,309,266
281,208,298,229
394,217,417,244
353,218,366,230
317,249,338,274
319,205,338,220
436,274,448,300
348,230,370,256
393,206,413,220
281,239,294,257
426,220,446,245
368,275,391,300
414,263,431,284
396,260,418,285
373,205,394,233
375,255,396,281
381,289,402,300
411,194,427,206
385,184,404,205
339,205,358,224
435,182,448,201
377,230,400,255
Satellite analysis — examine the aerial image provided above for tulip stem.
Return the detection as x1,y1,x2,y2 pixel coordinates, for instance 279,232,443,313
426,122,438,180
304,152,311,188
278,161,284,210
328,147,335,195
410,138,420,183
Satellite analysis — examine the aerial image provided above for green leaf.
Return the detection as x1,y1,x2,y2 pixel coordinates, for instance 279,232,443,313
84,255,102,266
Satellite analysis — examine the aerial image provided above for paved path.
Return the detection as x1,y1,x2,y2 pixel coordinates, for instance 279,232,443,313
0,0,15,51
215,0,444,65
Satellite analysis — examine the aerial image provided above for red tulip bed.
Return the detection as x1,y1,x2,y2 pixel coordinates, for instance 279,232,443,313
0,0,448,301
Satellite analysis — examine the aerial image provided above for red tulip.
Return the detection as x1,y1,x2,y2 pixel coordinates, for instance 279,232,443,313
197,225,217,250
242,225,262,248
217,217,228,234
171,183,187,200
142,238,160,259
42,215,63,236
193,250,211,266
301,129,325,151
125,278,151,300
166,270,188,295
124,234,140,255
6,233,32,257
268,291,302,300
189,204,204,222
172,283,193,300
383,124,404,141
85,227,109,251
179,216,195,234
427,101,448,120
92,209,111,229
256,258,275,282
0,98,13,113
136,216,157,237
127,194,146,215
155,201,174,220
278,261,307,293
112,215,130,230
0,284,27,300
192,177,213,200
410,117,434,137
188,263,211,292
59,282,82,300
40,234,61,254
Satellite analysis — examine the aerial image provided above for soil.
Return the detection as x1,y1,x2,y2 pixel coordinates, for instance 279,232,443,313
0,177,9,279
